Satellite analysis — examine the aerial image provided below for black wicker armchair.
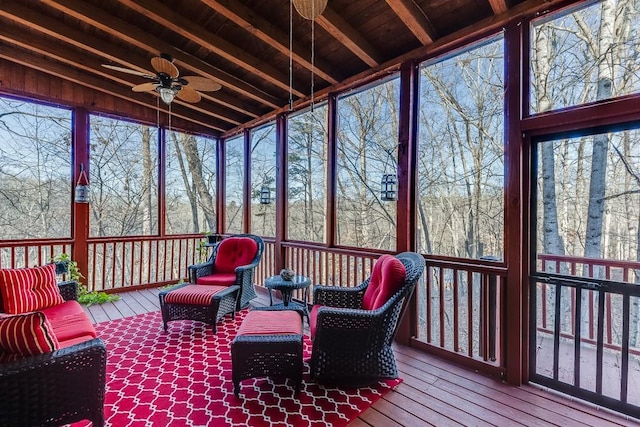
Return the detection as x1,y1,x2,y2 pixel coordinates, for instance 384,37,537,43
188,234,264,309
309,252,425,386
0,281,107,427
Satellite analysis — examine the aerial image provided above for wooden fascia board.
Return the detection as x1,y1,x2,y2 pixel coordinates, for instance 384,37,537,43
117,0,305,98
199,0,340,85
317,7,384,67
40,0,283,109
384,0,438,45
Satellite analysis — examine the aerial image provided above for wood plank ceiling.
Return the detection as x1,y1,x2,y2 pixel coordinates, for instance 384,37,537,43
0,0,553,138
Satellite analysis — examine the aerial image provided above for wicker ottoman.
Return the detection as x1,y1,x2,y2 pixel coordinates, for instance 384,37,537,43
159,283,240,333
231,309,304,397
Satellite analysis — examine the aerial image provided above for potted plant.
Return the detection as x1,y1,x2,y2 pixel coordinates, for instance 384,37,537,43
50,254,120,306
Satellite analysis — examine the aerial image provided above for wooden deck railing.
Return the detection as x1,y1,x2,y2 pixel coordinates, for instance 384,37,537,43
87,235,203,291
0,239,72,269
537,254,640,354
412,258,507,373
5,237,639,371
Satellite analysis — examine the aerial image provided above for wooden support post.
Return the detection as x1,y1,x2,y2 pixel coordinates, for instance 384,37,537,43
504,20,527,385
217,137,226,234
326,94,337,248
274,114,287,272
72,107,90,289
396,61,419,345
243,130,251,233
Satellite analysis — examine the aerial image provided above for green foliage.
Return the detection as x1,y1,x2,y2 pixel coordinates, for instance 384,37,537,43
50,253,120,306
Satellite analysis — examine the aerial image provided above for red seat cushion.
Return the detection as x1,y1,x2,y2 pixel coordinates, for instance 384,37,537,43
237,310,302,336
309,304,321,338
196,273,236,286
213,237,258,274
0,311,59,360
41,300,97,343
165,284,228,305
0,264,64,314
361,255,406,310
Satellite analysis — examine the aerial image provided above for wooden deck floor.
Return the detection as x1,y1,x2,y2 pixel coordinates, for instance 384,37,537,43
83,288,639,426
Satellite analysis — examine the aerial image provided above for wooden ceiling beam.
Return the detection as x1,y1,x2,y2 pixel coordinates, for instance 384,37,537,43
117,0,305,98
0,24,245,127
317,7,384,67
40,0,282,109
384,0,438,45
488,0,509,15
0,44,226,133
0,3,263,119
199,0,340,85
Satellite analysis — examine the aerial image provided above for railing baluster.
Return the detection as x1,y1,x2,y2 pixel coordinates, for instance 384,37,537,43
467,270,473,358
595,289,605,394
621,293,630,403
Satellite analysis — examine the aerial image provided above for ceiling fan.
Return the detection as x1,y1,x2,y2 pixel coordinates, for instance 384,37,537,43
102,53,221,104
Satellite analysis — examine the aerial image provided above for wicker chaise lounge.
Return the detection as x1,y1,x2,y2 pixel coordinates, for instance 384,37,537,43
309,251,425,386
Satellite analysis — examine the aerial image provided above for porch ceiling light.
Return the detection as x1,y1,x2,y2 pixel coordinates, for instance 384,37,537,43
157,86,177,104
292,0,327,20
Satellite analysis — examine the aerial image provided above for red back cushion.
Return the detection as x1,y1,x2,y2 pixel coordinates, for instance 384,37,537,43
362,255,406,310
0,264,64,314
0,311,59,359
213,237,258,274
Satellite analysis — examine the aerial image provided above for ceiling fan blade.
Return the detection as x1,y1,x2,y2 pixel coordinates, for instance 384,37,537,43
176,87,201,103
132,82,158,92
181,76,221,92
102,64,154,78
151,56,179,78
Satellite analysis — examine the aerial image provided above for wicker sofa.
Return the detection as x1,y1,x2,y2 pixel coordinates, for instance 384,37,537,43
0,279,107,427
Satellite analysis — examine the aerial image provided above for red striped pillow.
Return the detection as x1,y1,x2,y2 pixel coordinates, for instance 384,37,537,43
0,311,59,359
0,264,64,314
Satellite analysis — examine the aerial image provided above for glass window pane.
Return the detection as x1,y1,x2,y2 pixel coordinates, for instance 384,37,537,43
165,130,217,234
417,36,505,259
535,129,640,284
336,77,399,250
250,123,276,237
530,2,640,114
288,104,328,243
89,115,159,237
225,135,244,233
0,97,72,239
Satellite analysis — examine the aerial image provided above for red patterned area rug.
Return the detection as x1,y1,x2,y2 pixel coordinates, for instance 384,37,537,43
76,310,401,427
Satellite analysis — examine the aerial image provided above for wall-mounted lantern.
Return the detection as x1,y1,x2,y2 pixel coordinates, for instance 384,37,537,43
380,173,397,201
75,163,89,203
259,186,271,205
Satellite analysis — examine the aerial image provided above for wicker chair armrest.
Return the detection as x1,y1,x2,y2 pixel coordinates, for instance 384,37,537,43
58,280,79,301
187,261,215,283
234,259,261,274
0,338,106,377
313,282,367,309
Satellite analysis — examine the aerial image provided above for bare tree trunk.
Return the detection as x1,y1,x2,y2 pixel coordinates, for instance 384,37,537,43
170,133,200,232
141,127,152,235
181,134,216,232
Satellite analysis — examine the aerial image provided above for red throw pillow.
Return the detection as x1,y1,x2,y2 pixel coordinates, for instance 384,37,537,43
0,311,59,359
213,237,258,274
0,264,64,314
362,255,406,310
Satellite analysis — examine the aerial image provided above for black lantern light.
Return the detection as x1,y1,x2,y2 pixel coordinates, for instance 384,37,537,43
259,186,271,205
380,173,397,201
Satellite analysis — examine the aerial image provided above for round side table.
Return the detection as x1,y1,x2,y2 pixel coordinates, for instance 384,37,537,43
264,275,311,322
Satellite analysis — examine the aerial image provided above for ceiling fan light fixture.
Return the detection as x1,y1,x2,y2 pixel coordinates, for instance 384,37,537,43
157,86,177,104
292,0,327,20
